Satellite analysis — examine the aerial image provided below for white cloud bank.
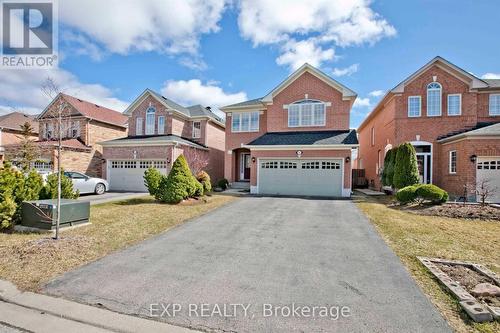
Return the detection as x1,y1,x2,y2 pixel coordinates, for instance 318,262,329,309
332,64,359,77
481,73,500,79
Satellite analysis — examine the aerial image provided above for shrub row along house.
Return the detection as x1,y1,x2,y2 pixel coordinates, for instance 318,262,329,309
357,56,500,202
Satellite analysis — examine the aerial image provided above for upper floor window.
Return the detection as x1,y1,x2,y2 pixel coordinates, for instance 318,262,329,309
447,94,461,116
136,117,143,135
371,127,375,146
192,121,201,138
489,94,500,116
69,121,80,138
157,116,165,135
408,96,421,117
232,112,259,132
145,107,155,135
288,100,325,127
427,82,442,116
45,123,53,139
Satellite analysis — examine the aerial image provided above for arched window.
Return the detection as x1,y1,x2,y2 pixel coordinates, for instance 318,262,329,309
288,99,325,127
145,106,155,135
427,82,442,116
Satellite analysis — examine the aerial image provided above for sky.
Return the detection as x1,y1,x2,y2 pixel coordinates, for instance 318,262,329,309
1,0,499,129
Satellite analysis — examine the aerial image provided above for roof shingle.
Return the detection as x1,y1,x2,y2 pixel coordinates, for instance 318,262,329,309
247,130,358,146
0,112,38,133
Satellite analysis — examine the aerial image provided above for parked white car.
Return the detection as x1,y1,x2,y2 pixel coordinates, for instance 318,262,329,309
63,171,109,195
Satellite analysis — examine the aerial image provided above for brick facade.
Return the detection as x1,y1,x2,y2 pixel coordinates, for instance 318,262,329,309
357,59,500,198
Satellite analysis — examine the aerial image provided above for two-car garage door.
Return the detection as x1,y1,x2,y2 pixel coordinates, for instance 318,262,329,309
258,159,343,197
108,160,168,192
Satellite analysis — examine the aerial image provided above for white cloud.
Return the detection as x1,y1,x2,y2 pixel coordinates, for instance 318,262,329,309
481,73,500,79
161,79,247,111
0,69,129,115
368,90,384,97
238,0,396,70
276,39,335,71
332,63,359,77
60,0,228,56
353,97,371,108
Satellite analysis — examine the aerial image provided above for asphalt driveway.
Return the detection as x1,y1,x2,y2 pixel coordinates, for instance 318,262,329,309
44,197,450,333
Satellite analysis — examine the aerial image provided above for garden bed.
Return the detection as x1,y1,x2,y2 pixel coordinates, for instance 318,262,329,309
402,203,500,221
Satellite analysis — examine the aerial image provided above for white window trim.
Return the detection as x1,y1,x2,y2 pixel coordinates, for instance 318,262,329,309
489,94,500,116
192,121,201,138
157,116,165,135
136,117,143,135
371,127,375,146
449,150,457,174
427,82,442,117
408,96,421,117
145,107,155,135
231,112,260,133
287,101,326,127
447,94,462,116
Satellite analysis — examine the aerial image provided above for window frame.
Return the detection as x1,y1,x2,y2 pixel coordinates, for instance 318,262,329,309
287,100,326,127
145,107,156,135
427,82,442,117
449,150,457,174
192,121,201,138
371,127,375,147
136,117,143,135
489,94,500,116
407,96,421,117
231,112,260,133
447,94,462,116
157,116,165,135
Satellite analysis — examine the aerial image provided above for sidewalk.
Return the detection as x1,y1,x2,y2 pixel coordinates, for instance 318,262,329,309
0,280,198,333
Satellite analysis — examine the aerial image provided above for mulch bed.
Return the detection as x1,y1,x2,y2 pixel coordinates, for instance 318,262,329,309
399,203,500,221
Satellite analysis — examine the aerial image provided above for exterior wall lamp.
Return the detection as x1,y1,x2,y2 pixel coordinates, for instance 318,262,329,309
345,156,350,163
470,154,477,163
251,157,256,163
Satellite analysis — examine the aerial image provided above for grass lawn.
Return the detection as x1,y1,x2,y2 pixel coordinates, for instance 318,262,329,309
355,194,500,333
0,194,236,292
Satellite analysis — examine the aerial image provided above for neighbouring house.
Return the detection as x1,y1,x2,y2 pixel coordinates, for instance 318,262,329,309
100,89,225,192
357,56,500,202
0,111,38,164
220,63,359,197
36,93,128,176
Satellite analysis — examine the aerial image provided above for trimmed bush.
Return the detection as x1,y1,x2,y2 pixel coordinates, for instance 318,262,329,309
144,167,163,199
415,184,448,204
196,171,212,193
160,155,197,203
193,180,204,197
40,171,79,200
382,148,396,187
217,178,229,190
393,143,419,189
396,185,418,204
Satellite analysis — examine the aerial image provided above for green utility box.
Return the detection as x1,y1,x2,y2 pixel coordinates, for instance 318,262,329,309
21,199,90,230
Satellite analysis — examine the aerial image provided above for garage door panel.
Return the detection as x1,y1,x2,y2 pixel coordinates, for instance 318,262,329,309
109,160,168,192
476,157,500,203
258,159,343,197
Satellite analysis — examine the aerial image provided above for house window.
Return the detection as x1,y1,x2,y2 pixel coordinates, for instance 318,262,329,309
231,112,259,132
447,94,461,116
371,127,375,146
145,107,155,135
376,150,381,175
136,117,143,135
408,96,421,117
158,116,165,135
427,82,442,116
70,121,79,138
192,121,201,138
288,100,325,127
45,123,53,139
449,150,457,174
489,94,500,116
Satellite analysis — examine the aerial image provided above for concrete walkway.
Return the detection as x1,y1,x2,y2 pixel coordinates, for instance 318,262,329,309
0,280,197,333
44,197,451,332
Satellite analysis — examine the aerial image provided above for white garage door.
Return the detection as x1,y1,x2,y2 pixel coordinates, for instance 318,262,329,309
108,160,168,192
258,159,343,197
476,157,500,203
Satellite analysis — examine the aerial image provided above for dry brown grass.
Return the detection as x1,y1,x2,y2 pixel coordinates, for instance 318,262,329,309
354,194,500,333
0,194,236,292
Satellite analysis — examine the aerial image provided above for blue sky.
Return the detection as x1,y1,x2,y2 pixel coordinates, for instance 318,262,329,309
1,0,499,128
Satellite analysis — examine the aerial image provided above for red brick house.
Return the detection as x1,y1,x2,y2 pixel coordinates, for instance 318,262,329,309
0,112,38,164
357,56,500,202
100,89,225,191
36,93,128,176
220,63,358,197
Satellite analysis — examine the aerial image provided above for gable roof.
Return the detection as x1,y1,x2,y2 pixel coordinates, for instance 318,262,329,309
437,122,500,143
358,56,500,131
38,93,127,128
246,130,358,146
0,112,38,133
221,63,357,111
124,89,225,127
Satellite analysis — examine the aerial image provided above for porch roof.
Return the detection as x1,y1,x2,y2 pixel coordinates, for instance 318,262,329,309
246,130,358,147
99,134,208,150
437,122,500,143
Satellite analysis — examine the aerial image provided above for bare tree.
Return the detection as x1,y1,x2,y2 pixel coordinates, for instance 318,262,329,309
183,147,209,175
475,178,497,206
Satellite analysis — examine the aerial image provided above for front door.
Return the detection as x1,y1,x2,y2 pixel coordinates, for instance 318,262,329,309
416,154,431,184
240,153,251,181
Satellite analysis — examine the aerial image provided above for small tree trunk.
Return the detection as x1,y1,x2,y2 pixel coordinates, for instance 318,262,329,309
54,106,62,240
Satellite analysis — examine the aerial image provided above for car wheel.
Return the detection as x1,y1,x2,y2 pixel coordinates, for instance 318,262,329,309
95,183,106,195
